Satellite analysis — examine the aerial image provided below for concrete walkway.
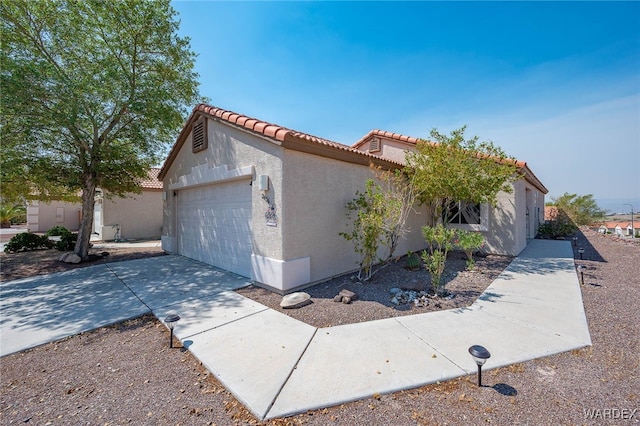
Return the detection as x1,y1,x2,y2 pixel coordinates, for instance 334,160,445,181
0,240,591,420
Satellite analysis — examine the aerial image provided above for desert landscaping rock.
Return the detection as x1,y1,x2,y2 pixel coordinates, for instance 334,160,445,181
239,252,514,328
339,289,357,301
60,253,81,264
280,292,311,309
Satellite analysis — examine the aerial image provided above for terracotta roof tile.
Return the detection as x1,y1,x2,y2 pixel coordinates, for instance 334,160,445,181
353,128,546,194
158,104,401,180
353,129,421,148
140,168,162,189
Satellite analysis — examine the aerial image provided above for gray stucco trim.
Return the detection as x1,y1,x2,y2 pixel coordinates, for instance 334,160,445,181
168,163,255,191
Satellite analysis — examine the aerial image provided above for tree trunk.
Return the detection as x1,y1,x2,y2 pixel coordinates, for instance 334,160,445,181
74,177,96,260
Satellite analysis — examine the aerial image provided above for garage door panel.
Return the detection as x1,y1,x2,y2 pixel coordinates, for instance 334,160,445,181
177,180,252,277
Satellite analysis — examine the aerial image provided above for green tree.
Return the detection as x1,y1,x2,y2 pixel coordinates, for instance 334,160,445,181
548,193,606,226
371,166,420,262
339,179,388,281
405,126,521,225
1,0,201,259
340,166,420,281
406,126,519,295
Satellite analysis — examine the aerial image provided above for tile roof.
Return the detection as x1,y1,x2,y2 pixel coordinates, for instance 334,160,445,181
352,129,544,193
158,103,548,194
353,129,421,148
159,104,401,179
140,167,162,189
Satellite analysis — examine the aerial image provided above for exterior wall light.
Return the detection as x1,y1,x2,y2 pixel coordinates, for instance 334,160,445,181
164,314,180,348
468,345,491,387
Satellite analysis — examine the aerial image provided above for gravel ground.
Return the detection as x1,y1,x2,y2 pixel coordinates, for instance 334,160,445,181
1,230,639,425
0,247,167,282
237,252,513,328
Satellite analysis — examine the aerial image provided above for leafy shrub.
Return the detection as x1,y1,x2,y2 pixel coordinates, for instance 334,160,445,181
538,220,577,239
55,233,78,251
46,226,72,237
421,224,457,295
4,232,54,253
455,230,485,269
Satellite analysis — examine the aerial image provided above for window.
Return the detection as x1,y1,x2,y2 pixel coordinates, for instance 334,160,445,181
192,116,208,153
446,201,488,231
369,137,381,153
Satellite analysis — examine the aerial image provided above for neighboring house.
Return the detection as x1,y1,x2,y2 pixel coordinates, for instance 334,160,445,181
600,222,640,237
27,169,167,240
27,200,81,232
599,222,621,236
159,104,548,292
93,168,164,241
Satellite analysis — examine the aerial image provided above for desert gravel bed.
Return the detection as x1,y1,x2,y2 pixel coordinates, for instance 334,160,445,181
237,252,513,328
1,230,639,425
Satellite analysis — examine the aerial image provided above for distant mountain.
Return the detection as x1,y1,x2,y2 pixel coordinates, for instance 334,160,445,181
597,199,640,215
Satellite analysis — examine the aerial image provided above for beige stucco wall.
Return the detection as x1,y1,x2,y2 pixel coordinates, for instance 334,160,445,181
281,149,427,284
98,190,163,240
27,200,81,233
359,137,413,164
483,180,545,256
161,117,286,261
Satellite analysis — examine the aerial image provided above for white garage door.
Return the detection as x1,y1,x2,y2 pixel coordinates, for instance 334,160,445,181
177,180,252,277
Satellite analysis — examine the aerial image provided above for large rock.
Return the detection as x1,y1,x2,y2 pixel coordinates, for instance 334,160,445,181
59,252,81,264
339,289,357,301
280,292,311,309
401,279,427,292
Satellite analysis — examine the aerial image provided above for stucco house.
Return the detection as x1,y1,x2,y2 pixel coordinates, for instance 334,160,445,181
27,169,164,240
159,104,547,293
93,168,164,241
27,200,81,232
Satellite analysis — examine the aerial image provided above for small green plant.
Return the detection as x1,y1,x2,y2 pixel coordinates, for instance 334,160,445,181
46,226,72,237
55,233,79,251
405,251,421,271
0,204,26,228
421,224,457,295
455,230,485,269
339,179,387,281
4,232,54,253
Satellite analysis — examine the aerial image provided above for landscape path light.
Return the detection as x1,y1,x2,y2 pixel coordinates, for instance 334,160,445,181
577,265,587,285
572,236,578,247
164,314,180,348
468,345,491,387
578,247,585,260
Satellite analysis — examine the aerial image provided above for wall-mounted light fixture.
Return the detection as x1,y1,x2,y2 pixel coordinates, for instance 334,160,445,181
257,175,269,192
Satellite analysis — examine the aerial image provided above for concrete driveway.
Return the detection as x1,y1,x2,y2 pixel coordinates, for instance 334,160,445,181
0,256,252,357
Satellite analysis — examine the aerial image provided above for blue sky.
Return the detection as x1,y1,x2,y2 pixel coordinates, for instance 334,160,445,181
172,1,639,207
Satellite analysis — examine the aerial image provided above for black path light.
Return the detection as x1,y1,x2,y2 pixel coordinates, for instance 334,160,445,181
578,247,585,260
164,314,180,348
468,345,491,387
572,236,578,247
577,265,587,285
